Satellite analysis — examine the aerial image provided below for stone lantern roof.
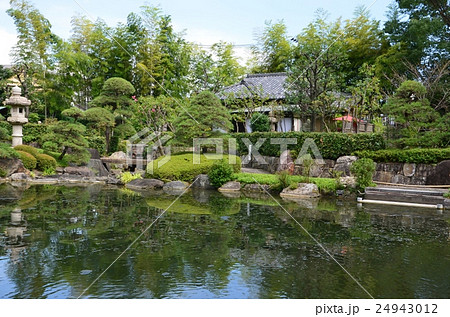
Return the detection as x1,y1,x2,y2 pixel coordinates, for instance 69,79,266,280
4,86,31,107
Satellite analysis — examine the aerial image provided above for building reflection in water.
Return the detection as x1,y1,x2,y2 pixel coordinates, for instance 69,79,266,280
5,207,27,263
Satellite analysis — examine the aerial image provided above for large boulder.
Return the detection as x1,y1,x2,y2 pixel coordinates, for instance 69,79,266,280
10,173,30,181
87,148,101,160
334,156,358,176
126,178,164,190
109,151,127,160
426,160,450,185
192,174,214,190
88,159,110,177
280,183,320,198
0,158,25,177
218,181,241,192
64,166,94,177
163,181,189,195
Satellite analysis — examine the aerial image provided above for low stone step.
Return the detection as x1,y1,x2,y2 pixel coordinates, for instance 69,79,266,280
366,186,445,197
365,192,445,205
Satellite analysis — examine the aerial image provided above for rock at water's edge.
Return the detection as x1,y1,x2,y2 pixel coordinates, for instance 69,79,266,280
126,178,164,190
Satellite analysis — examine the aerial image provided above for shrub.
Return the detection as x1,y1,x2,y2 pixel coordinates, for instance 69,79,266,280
86,136,107,155
350,158,375,190
23,123,47,144
36,153,57,171
234,132,385,160
120,172,142,184
444,190,450,198
0,143,19,159
16,150,37,170
42,167,56,176
277,170,292,189
42,141,60,153
250,113,271,132
14,144,39,158
0,126,9,141
353,148,450,164
147,153,241,182
208,159,234,188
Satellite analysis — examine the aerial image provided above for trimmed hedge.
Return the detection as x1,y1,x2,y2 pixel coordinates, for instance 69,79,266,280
234,132,385,160
36,153,57,171
353,148,450,164
14,144,39,158
17,150,37,170
147,153,241,182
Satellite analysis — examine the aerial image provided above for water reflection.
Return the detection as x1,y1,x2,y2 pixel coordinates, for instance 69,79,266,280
0,184,449,299
5,207,27,263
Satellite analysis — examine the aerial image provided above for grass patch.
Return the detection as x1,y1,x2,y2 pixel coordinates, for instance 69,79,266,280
232,172,338,194
147,153,241,182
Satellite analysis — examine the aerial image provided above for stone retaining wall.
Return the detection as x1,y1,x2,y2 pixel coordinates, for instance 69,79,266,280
242,155,448,186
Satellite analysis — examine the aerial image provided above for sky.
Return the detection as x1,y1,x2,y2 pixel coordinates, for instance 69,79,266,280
0,0,394,65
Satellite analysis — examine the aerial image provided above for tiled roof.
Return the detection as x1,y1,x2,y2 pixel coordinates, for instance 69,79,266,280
218,72,287,100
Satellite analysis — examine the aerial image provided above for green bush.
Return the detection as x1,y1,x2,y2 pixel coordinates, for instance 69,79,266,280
36,153,57,171
350,158,375,190
14,144,39,158
23,123,47,144
0,143,18,159
120,172,142,184
444,190,450,198
0,126,9,141
353,148,450,164
42,141,60,153
147,153,241,182
234,132,385,160
250,113,271,132
208,159,234,188
16,150,37,170
86,135,107,155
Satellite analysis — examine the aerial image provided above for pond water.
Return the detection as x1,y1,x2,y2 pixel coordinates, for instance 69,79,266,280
0,184,449,299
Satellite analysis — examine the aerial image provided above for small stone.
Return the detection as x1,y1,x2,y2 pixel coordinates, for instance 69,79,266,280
403,163,416,177
339,176,356,188
80,270,92,275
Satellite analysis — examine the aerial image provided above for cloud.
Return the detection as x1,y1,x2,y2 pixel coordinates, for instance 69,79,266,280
0,28,17,65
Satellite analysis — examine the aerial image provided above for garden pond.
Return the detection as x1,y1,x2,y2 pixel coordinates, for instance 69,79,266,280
0,184,449,298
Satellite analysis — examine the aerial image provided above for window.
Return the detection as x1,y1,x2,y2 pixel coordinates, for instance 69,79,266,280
19,108,23,114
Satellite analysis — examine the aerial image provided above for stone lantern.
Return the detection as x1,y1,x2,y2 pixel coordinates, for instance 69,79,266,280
4,86,30,147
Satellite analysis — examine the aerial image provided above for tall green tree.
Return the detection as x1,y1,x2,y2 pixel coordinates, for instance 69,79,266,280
7,0,55,109
190,42,245,93
0,66,12,102
287,13,348,131
251,20,293,73
383,80,439,141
